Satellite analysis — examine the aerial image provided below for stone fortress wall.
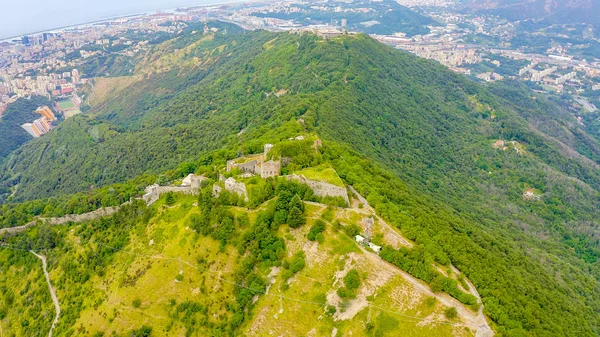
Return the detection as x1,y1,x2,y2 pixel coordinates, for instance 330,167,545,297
0,206,121,236
287,174,349,205
1,174,206,236
225,177,249,201
1,163,350,236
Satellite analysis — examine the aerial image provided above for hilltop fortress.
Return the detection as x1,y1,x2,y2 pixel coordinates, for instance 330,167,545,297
226,144,281,179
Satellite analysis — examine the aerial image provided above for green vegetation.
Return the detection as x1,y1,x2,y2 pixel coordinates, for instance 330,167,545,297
296,164,344,187
0,96,52,163
444,307,458,320
337,269,361,299
281,251,306,285
0,21,600,337
57,100,75,110
307,219,326,242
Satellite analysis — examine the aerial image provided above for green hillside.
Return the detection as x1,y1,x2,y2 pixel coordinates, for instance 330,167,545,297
1,21,600,336
0,96,52,162
0,167,485,337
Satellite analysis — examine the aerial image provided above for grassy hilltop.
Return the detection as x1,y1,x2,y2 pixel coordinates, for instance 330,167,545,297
1,21,600,336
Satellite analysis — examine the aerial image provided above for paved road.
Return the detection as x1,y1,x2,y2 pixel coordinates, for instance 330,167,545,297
30,251,60,337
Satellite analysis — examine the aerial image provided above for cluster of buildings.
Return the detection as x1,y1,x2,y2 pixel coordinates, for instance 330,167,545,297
398,44,482,68
516,62,589,92
530,66,558,82
21,106,56,138
226,144,281,179
0,68,81,98
0,9,205,114
476,72,504,82
1,0,598,120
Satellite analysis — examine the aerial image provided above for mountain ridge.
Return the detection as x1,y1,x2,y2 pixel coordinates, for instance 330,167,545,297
460,0,600,29
1,22,600,336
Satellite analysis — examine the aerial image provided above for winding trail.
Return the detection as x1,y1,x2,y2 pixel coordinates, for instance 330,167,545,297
347,185,493,337
30,251,60,337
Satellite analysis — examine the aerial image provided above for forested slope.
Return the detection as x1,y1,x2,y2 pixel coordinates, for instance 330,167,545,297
1,23,600,336
0,96,52,161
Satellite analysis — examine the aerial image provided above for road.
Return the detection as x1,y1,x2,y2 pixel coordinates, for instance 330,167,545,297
30,251,60,337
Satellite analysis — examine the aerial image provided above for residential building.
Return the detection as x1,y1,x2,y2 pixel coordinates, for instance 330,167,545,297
21,123,41,137
35,106,56,121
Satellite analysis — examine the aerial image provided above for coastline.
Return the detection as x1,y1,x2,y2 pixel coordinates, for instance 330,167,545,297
0,0,258,43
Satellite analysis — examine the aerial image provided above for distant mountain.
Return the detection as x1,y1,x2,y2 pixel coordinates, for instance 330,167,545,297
1,21,600,336
461,0,600,29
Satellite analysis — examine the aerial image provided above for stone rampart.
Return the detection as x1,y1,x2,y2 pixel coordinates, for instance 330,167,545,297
287,174,349,205
1,178,204,236
142,185,199,205
0,206,121,236
224,177,248,201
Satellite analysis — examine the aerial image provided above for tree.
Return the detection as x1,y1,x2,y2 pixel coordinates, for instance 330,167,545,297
344,269,360,290
130,325,152,337
444,307,458,319
287,206,305,228
289,194,304,212
307,219,326,241
165,191,176,205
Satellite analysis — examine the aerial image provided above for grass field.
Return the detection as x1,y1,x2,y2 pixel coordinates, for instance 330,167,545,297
0,193,475,337
295,164,345,187
247,204,466,337
57,100,75,110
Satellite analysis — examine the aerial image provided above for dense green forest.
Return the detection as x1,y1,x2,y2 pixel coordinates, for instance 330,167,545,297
1,22,600,336
0,96,52,161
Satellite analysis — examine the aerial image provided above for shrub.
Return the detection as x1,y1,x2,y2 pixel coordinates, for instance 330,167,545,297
307,219,326,241
343,224,361,237
165,191,176,205
445,307,458,319
344,269,360,290
130,325,152,337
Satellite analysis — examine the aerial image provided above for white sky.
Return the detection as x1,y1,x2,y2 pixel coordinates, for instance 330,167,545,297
0,0,226,39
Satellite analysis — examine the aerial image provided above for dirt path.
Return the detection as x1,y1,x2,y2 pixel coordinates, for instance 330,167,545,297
30,251,60,337
360,245,492,336
347,186,493,337
348,185,413,247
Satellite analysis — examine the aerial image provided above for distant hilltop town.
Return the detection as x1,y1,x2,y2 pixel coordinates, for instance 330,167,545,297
21,106,56,138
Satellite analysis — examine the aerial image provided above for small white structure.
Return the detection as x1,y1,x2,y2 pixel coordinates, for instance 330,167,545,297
355,235,365,244
181,174,194,186
212,184,222,197
181,174,204,188
264,143,274,157
369,242,382,253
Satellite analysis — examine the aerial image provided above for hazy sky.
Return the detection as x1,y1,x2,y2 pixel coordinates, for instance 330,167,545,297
0,0,228,39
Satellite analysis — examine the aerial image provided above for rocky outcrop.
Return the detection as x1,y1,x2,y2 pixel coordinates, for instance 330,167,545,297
287,174,349,205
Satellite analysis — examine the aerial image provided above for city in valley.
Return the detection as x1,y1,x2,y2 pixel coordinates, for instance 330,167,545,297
1,0,599,128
